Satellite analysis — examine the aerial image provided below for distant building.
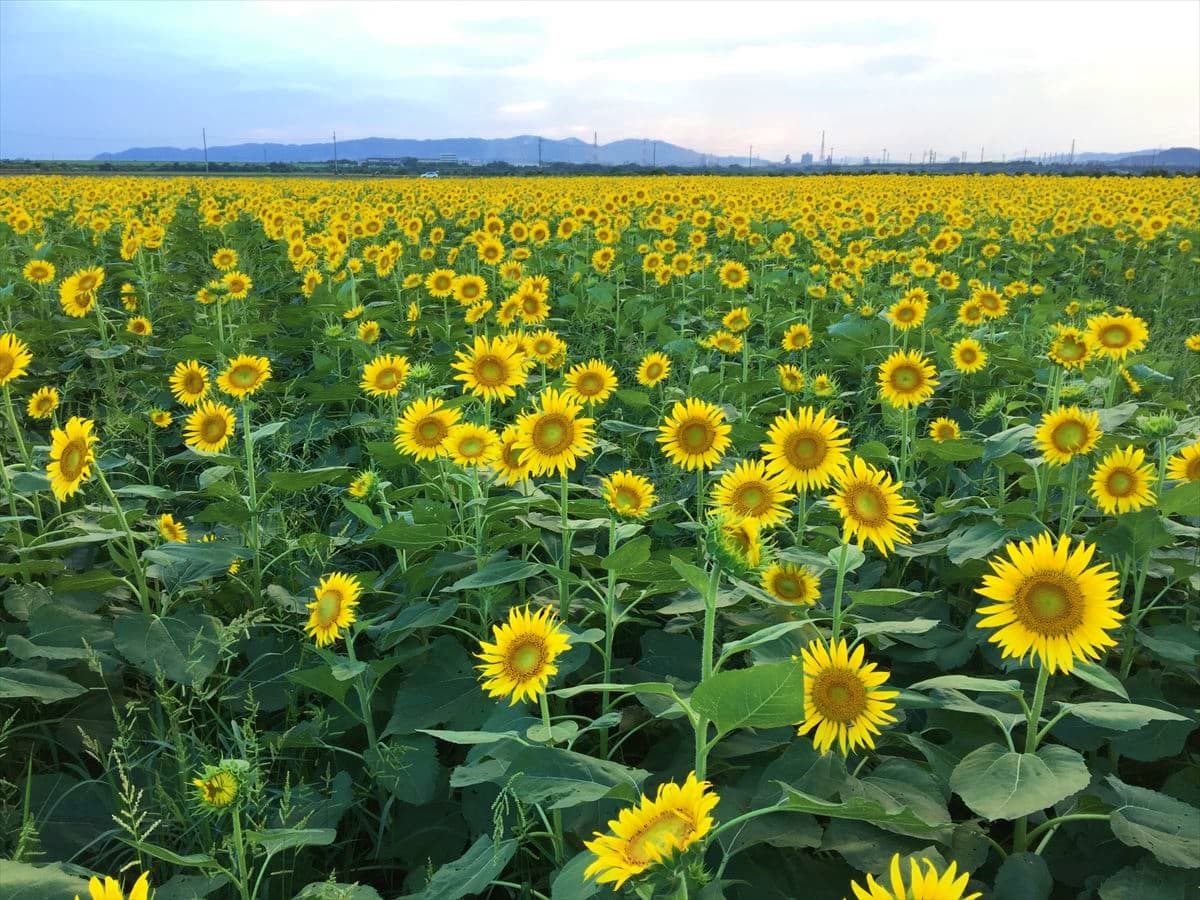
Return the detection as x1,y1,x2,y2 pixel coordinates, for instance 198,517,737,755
800,152,813,165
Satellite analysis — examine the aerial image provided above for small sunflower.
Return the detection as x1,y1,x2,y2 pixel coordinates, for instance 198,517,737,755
846,854,981,900
492,425,532,485
778,364,806,394
717,259,749,289
360,353,410,397
657,398,731,471
888,297,927,331
26,385,59,419
451,335,528,403
722,306,751,333
184,400,237,454
1087,312,1148,360
170,359,210,407
126,316,152,337
928,417,961,443
394,396,461,460
1165,441,1200,482
781,321,813,351
157,513,188,543
976,533,1122,674
0,332,33,385
583,773,719,890
446,422,501,467
564,358,618,406
1048,327,1092,370
761,562,821,605
796,637,898,755
513,387,596,476
878,349,938,409
600,470,657,519
761,406,851,491
636,351,671,387
47,416,98,501
476,604,570,704
951,337,987,374
1090,445,1156,515
1034,405,1102,466
217,354,271,399
211,247,238,271
150,409,173,428
22,259,55,285
357,320,381,344
192,766,240,810
1186,333,1200,352
305,572,363,647
828,457,919,556
956,299,985,327
527,329,567,366
710,459,795,527
221,270,253,299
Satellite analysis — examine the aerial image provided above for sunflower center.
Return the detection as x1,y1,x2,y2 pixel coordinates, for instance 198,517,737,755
1188,458,1200,481
679,420,714,454
502,442,523,468
772,573,803,601
0,355,12,378
59,441,86,480
959,348,978,364
896,306,915,322
645,362,663,379
615,488,639,511
1051,421,1087,452
416,417,448,446
578,373,603,395
230,365,258,387
785,432,825,469
459,436,484,458
377,369,399,389
435,276,451,291
1105,469,1135,497
476,357,507,386
1058,339,1085,360
508,639,546,676
732,482,769,516
184,372,204,394
811,668,868,723
315,589,343,625
936,424,957,440
201,415,226,443
890,365,921,392
1101,325,1130,347
522,296,540,314
847,485,887,526
1014,574,1084,635
532,413,573,454
626,811,694,866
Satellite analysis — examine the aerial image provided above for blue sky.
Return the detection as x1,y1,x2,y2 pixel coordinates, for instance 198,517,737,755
2,0,1197,161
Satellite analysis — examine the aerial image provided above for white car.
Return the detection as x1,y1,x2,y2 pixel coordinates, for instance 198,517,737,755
420,171,439,178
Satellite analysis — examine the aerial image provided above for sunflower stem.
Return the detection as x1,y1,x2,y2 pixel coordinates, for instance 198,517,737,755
830,541,852,643
230,804,252,900
95,466,151,615
600,515,619,758
557,472,572,616
538,692,565,862
345,630,379,753
241,401,263,603
1014,664,1050,853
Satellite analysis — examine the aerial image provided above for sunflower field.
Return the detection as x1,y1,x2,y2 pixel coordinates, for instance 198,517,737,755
1,173,1198,900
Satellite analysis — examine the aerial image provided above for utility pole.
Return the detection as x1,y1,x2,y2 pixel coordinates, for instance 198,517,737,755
202,128,209,173
882,148,887,165
538,136,542,167
593,131,598,165
333,131,338,174
652,141,656,166
1069,138,1075,165
748,145,753,169
980,146,984,163
908,152,912,165
828,146,834,166
819,130,825,165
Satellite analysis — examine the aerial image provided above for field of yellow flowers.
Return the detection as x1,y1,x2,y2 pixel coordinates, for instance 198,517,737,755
1,173,1198,900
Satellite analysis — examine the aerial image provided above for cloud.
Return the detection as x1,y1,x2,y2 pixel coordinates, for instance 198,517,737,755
498,100,550,117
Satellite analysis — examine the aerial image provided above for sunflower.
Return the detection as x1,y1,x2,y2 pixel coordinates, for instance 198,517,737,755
192,766,240,810
1087,313,1149,360
928,417,961,443
877,349,938,409
170,360,210,406
956,299,984,327
0,332,33,385
828,457,919,555
796,637,898,755
452,335,528,403
718,260,749,289
211,247,238,271
452,273,488,306
782,322,813,351
513,387,596,476
778,364,806,394
1187,334,1200,352
492,425,532,485
158,513,188,543
973,285,1008,319
446,422,500,467
888,297,927,331
717,515,763,569
761,562,821,605
514,283,551,324
527,329,566,365
76,871,152,900
976,533,1122,674
126,316,152,337
723,306,751,333
583,772,718,890
761,406,851,491
476,604,570,704
1034,406,1102,465
305,572,362,647
184,400,237,454
59,267,104,317
217,354,272,399
1090,445,1156,515
636,351,671,387
219,270,251,299
424,269,456,298
657,398,731,471
343,303,365,320
150,409,173,428
47,416,98,501
476,236,505,265
1048,327,1092,369
1166,441,1200,482
564,359,618,406
26,385,59,419
847,854,981,900
348,470,378,499
360,353,410,397
600,470,657,518
22,259,55,285
357,320,380,344
951,338,987,374
395,397,461,460
708,330,742,354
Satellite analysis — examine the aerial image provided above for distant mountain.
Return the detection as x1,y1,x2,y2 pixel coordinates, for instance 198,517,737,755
93,135,765,167
1075,147,1200,168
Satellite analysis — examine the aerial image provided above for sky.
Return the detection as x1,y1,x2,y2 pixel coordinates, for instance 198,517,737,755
2,0,1198,162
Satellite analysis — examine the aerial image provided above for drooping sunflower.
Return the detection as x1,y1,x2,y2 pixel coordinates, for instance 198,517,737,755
846,854,981,900
360,353,410,397
878,349,938,409
976,533,1122,674
476,604,570,704
711,459,795,527
717,515,763,569
170,360,210,406
950,338,987,374
492,425,532,485
305,572,363,647
0,333,33,385
583,772,719,890
1087,312,1149,360
451,335,528,403
778,364,806,394
781,322,813,351
184,400,237,454
1090,445,1156,515
636,351,671,387
761,406,851,491
394,396,461,460
1048,327,1092,370
26,385,59,419
657,398,731,471
446,422,500,467
722,306,751,333
217,354,272,399
928,417,961,443
796,637,899,755
564,358,618,406
1034,405,1102,465
600,470,657,519
1166,441,1200,482
47,416,98,501
828,457,919,556
357,320,381,344
513,387,596,476
761,562,821,605
717,260,749,289
76,871,152,900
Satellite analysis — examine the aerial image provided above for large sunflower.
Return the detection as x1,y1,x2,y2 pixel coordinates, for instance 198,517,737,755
47,416,98,501
476,604,570,704
796,638,899,755
1166,441,1200,482
710,459,795,527
657,398,732,471
828,457,919,555
847,854,981,900
305,572,363,647
451,335,528,403
1090,445,1156,515
564,358,618,406
636,351,671,387
583,772,719,890
877,349,938,409
761,562,821,605
513,387,596,476
0,332,33,385
977,534,1122,673
1087,313,1148,360
446,422,500,468
184,400,237,454
394,397,461,460
360,353,410,398
950,338,987,374
217,354,271,399
1034,406,1102,466
170,360,210,407
760,406,851,491
601,470,657,519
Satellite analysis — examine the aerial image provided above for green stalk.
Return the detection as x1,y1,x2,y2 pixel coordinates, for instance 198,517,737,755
1013,665,1050,852
600,515,619,757
241,401,263,601
230,805,252,900
95,467,151,614
557,472,572,616
538,692,565,862
345,630,379,753
829,541,852,643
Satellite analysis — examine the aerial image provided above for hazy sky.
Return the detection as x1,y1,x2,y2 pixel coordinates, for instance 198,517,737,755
2,0,1198,161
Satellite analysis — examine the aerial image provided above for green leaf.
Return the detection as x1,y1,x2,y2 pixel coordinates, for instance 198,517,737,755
113,610,221,685
950,743,1089,820
294,883,383,900
776,784,942,837
266,466,351,491
983,424,1033,462
691,662,805,735
115,484,177,499
504,744,649,809
1159,481,1200,517
1058,702,1190,732
917,437,983,462
848,588,927,607
551,681,680,701
550,851,602,900
1072,661,1129,700
245,827,336,855
365,735,440,805
250,420,288,441
366,521,448,551
142,543,245,591
1105,775,1200,868
0,859,90,898
444,560,543,591
602,535,651,573
0,667,86,702
993,853,1053,900
411,834,517,900
614,389,651,408
669,555,711,595
909,675,1021,693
